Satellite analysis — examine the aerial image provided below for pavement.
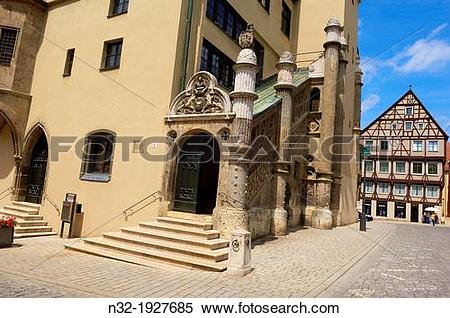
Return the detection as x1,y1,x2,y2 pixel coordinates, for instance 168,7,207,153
0,221,449,298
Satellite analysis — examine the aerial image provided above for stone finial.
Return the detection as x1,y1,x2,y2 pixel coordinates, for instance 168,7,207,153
239,24,254,49
275,51,297,89
324,17,342,46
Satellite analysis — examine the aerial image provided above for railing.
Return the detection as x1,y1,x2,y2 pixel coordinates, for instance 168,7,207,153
42,193,62,216
122,191,162,221
0,187,13,202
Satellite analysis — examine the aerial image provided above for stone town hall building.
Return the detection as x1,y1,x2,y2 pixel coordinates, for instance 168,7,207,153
0,0,362,271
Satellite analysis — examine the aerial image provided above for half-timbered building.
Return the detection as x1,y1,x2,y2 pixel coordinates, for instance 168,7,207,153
360,90,448,223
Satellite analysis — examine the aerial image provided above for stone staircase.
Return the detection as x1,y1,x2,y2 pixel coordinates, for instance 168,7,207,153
65,211,229,272
0,201,57,238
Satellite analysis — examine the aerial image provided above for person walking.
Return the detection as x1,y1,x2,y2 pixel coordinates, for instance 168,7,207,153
431,212,437,227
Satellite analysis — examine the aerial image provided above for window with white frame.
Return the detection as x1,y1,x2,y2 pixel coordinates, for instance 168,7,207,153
411,185,423,197
394,184,406,195
395,161,406,173
365,182,374,193
405,121,413,130
365,140,374,151
405,106,413,116
378,183,390,194
428,162,439,175
428,141,439,152
412,140,423,152
380,140,389,151
365,160,374,172
412,162,423,174
426,186,439,198
379,161,389,173
418,123,424,130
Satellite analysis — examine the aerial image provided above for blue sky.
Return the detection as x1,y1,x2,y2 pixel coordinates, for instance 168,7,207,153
359,0,450,130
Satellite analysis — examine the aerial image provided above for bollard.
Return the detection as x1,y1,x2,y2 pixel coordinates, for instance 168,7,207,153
227,230,252,276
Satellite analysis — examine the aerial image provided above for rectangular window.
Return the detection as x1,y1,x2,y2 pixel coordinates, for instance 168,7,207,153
201,39,235,89
258,0,271,12
63,48,75,76
395,202,406,218
365,182,374,193
394,184,406,195
405,121,413,130
376,201,388,217
391,123,397,130
254,40,265,85
412,162,423,174
365,160,374,172
412,140,423,152
102,39,123,70
395,161,406,174
428,141,439,152
109,0,129,16
206,0,247,41
418,123,424,130
380,140,389,151
411,185,423,197
426,186,439,198
428,162,439,175
405,106,413,116
378,183,390,194
281,1,292,37
0,27,19,66
365,140,374,152
80,133,115,182
379,161,389,173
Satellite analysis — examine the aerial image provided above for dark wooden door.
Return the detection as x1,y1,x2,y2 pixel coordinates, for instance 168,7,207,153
174,154,202,213
26,136,48,204
411,205,419,222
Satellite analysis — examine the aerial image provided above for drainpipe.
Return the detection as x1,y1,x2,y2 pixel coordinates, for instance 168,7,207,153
180,0,194,91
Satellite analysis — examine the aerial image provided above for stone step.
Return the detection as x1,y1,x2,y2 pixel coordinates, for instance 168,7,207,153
15,226,54,234
14,231,57,239
65,242,187,271
139,222,221,240
167,211,213,223
3,205,40,215
156,216,213,230
121,227,229,250
103,232,229,261
0,209,44,221
82,237,227,272
16,220,48,227
12,201,41,209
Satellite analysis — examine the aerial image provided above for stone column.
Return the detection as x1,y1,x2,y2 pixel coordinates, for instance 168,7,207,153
330,46,348,227
273,52,296,235
216,26,258,238
311,18,342,230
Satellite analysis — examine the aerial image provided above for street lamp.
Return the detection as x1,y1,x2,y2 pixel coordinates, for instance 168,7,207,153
360,146,371,232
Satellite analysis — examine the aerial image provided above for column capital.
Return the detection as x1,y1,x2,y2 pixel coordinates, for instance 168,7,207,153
324,17,342,48
274,51,297,91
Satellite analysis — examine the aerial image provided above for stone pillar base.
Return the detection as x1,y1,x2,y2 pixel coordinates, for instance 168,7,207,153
227,230,252,276
214,207,249,239
272,208,288,236
311,208,333,230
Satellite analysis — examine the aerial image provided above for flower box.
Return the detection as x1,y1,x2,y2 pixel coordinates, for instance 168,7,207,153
0,216,16,248
0,227,14,248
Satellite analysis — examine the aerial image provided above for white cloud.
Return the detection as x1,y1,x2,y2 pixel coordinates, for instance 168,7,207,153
360,57,381,83
388,24,450,74
362,94,381,114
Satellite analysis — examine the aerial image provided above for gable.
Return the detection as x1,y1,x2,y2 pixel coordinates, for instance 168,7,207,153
362,90,448,140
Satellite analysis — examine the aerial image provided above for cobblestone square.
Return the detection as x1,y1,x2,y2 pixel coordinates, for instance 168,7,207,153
1,222,449,298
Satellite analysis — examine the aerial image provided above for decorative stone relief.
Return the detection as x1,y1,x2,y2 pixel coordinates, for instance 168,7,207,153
169,72,232,116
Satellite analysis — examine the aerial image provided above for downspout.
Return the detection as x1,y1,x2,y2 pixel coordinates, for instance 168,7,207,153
180,0,194,91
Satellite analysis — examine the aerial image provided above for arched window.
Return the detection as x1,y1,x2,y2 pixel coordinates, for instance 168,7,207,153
80,131,116,182
309,88,321,112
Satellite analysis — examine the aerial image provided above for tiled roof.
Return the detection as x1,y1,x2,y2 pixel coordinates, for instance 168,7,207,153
253,68,309,116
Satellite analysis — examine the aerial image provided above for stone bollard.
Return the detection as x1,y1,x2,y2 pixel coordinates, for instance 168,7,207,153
227,230,252,276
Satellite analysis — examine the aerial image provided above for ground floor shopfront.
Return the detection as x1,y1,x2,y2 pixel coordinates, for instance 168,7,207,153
361,199,442,224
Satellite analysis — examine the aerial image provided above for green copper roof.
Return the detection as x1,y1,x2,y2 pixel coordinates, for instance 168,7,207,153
253,68,309,116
